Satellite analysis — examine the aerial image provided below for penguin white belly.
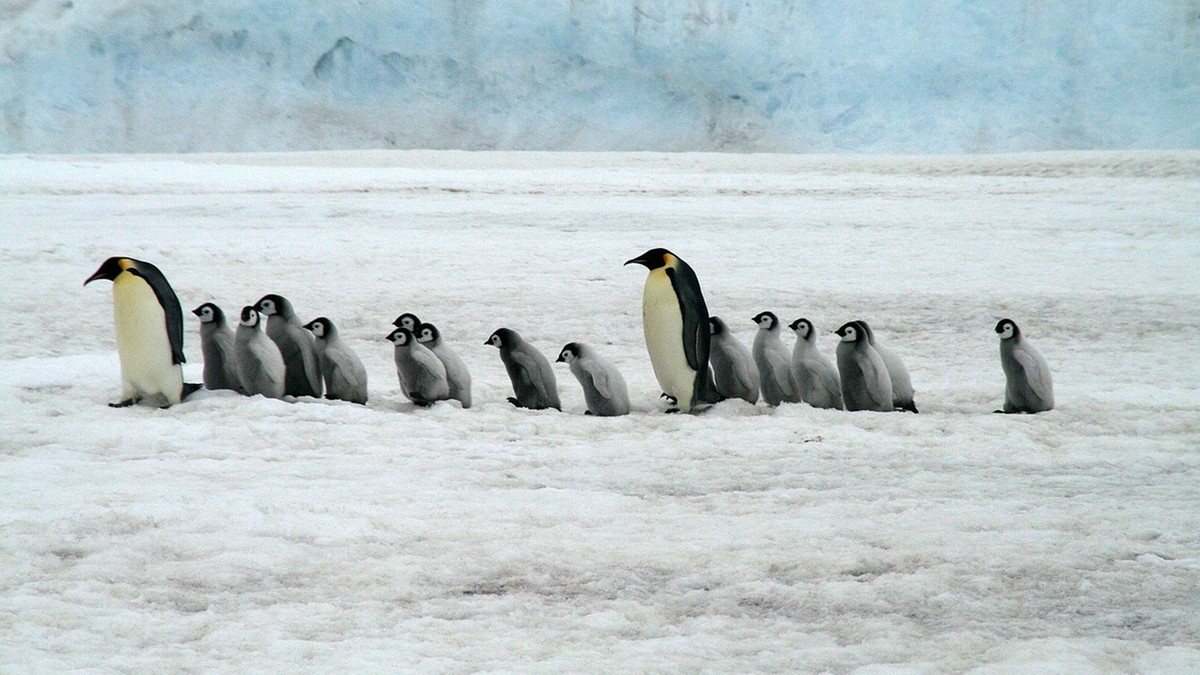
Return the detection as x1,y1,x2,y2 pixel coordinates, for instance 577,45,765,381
642,271,696,410
113,274,181,404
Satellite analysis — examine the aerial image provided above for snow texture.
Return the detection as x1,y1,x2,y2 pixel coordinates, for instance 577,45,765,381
1,0,1198,154
2,150,1200,671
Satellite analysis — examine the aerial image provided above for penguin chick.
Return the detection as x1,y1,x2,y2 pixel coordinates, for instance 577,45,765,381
707,317,760,404
556,342,631,416
193,302,242,393
625,248,721,413
835,321,893,412
234,306,286,399
752,311,801,406
387,327,450,406
857,320,918,413
85,256,193,407
254,294,323,398
995,318,1054,413
416,323,472,408
304,317,368,404
788,318,843,410
486,328,561,411
393,313,422,332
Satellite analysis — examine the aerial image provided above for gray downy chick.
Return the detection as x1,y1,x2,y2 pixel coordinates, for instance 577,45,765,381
387,327,450,406
834,321,893,412
234,306,286,399
486,328,561,411
193,302,242,393
304,317,368,404
788,317,843,410
255,294,322,398
556,342,631,416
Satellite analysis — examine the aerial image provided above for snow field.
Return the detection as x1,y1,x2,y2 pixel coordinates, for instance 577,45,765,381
1,151,1199,671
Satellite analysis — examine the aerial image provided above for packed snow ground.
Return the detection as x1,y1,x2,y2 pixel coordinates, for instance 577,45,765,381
2,151,1199,672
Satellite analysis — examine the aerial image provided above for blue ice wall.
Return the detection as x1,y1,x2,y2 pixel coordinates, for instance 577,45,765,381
1,1,1196,153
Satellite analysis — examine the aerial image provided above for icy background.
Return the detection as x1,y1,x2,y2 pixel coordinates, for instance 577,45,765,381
2,0,1198,154
2,150,1199,670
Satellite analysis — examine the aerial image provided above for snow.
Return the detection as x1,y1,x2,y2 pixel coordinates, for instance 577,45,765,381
2,1,1198,153
2,150,1200,671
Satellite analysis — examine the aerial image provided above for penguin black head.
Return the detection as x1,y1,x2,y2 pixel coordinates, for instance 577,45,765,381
193,302,225,324
556,342,582,363
239,306,263,328
624,248,675,270
304,317,334,339
416,323,441,345
835,321,863,343
708,316,727,336
387,327,414,346
393,313,422,331
753,311,779,330
789,317,813,338
486,327,518,348
853,320,876,343
995,318,1020,340
254,294,293,318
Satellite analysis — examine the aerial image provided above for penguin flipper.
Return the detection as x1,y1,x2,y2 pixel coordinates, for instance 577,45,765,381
665,266,708,373
1013,344,1052,403
582,359,612,399
134,261,187,366
510,349,551,403
855,351,889,411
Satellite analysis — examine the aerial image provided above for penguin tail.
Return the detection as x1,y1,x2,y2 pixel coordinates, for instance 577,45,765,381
897,400,919,414
695,370,725,405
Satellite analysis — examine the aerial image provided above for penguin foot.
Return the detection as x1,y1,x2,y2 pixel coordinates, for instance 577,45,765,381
665,407,681,414
506,396,522,408
182,382,204,400
584,410,594,416
109,398,136,408
660,393,677,405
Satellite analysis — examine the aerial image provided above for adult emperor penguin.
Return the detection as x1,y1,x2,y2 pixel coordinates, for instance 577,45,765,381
752,311,801,407
788,318,843,410
857,320,918,413
556,342,631,416
995,318,1054,413
486,328,561,411
707,316,760,404
85,256,197,407
625,248,721,413
233,306,286,399
254,294,322,398
304,317,369,404
416,323,472,408
387,327,450,406
835,321,894,412
192,302,242,393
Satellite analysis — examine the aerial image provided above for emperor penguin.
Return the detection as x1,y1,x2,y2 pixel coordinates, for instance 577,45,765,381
387,327,450,406
254,294,323,398
192,302,242,393
556,342,631,416
233,306,286,399
393,313,422,332
857,320,918,413
625,248,721,413
835,321,893,412
752,311,801,407
707,316,760,404
85,256,196,407
995,318,1054,413
486,328,561,411
788,318,843,410
304,317,369,404
416,323,472,408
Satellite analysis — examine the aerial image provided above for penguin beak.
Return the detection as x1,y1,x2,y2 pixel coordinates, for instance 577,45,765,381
555,354,565,363
624,256,646,267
